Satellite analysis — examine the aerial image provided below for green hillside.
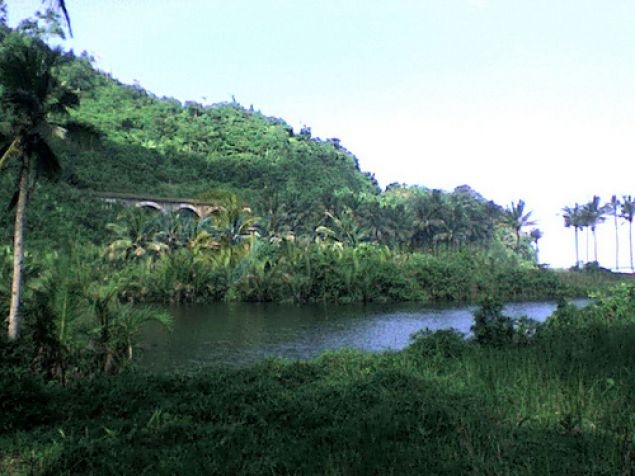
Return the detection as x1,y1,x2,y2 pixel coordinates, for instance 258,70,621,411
1,45,514,256
0,49,383,247
2,24,603,312
59,54,379,204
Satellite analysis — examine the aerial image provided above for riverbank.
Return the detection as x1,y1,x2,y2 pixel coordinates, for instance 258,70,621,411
3,289,635,474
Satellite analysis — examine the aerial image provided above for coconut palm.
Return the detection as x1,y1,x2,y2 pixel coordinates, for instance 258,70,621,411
28,1,72,35
316,208,367,246
530,228,543,264
0,32,93,339
563,203,584,268
608,195,620,270
50,0,71,34
504,199,535,251
621,195,635,272
356,195,387,244
582,196,608,263
381,202,412,250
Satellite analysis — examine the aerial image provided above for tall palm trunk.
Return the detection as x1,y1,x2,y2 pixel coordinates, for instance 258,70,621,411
8,154,30,340
614,211,619,271
592,226,598,263
574,227,580,268
630,221,634,272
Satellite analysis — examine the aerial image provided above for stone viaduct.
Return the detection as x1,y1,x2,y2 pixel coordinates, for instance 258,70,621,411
94,192,221,218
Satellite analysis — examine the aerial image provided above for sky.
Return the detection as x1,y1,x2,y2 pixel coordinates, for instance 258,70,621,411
7,0,635,270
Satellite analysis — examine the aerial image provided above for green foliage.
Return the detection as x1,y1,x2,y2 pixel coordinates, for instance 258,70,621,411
0,246,173,377
587,282,635,322
405,252,477,302
471,296,514,347
84,281,173,373
92,218,611,305
407,328,466,360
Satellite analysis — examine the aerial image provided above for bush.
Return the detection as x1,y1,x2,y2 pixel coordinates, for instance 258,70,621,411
405,253,476,302
471,296,514,347
512,316,541,346
408,328,466,360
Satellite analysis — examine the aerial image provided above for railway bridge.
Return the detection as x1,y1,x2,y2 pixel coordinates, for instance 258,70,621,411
94,192,221,217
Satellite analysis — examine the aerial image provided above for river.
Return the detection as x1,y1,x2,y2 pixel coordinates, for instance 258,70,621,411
136,299,588,371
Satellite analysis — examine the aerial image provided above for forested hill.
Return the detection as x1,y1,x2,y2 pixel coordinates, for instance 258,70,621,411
1,37,517,258
59,54,380,210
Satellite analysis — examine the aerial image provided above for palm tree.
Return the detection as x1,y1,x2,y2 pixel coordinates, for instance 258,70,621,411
50,0,71,34
621,195,635,272
381,202,411,250
582,195,608,263
316,208,367,246
530,228,543,264
0,32,90,339
356,196,387,244
563,203,583,268
608,195,620,270
504,199,535,251
24,1,72,36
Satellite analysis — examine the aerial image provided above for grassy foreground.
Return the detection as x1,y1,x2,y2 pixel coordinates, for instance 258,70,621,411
2,291,635,475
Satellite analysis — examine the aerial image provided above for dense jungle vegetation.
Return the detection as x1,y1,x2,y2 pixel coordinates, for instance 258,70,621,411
3,8,635,474
0,27,619,309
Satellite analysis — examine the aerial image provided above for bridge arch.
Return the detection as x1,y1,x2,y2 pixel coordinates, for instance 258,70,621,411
136,201,163,212
176,204,201,217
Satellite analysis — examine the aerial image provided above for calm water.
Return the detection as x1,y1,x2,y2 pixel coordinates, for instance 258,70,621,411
137,299,588,371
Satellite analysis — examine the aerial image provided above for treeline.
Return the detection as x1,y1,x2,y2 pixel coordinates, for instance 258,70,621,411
563,195,635,271
0,23,549,266
0,20,624,311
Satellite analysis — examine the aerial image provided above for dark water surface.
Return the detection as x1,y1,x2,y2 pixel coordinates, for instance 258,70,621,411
137,299,587,371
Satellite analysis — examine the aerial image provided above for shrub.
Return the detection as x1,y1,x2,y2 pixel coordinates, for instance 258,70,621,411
512,316,541,346
408,328,466,360
471,296,513,347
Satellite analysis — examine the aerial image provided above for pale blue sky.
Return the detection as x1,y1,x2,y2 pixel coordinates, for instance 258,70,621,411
8,0,635,269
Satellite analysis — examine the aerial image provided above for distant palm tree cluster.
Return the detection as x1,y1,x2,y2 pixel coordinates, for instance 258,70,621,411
563,195,635,271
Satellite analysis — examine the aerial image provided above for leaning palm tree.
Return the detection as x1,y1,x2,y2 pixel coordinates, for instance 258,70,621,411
0,32,91,340
563,203,583,268
621,195,635,272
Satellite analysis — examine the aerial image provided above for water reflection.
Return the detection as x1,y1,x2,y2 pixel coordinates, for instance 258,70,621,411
137,299,588,371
